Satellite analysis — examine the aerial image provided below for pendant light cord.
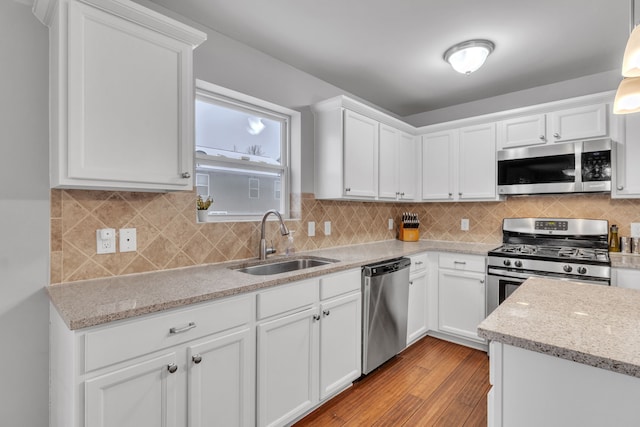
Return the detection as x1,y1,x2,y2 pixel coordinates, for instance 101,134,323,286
631,0,635,34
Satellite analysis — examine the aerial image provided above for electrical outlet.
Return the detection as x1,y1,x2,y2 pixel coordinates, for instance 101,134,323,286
461,218,470,231
119,228,137,252
308,221,315,237
96,228,116,254
632,223,640,237
388,218,394,230
324,221,331,236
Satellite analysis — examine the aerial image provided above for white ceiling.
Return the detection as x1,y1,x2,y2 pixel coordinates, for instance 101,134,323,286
149,0,629,117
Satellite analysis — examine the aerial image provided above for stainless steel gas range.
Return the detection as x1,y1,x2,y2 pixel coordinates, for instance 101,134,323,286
487,218,611,315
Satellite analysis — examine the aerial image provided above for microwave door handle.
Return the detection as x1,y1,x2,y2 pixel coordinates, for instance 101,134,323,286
575,141,583,191
616,140,625,191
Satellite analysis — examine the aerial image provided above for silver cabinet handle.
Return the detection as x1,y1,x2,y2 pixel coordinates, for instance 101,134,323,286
553,132,560,138
323,310,330,317
167,363,178,374
454,261,467,265
415,261,423,265
192,354,202,364
618,186,624,190
345,188,351,192
313,314,321,321
169,322,196,334
400,192,405,196
539,135,545,140
458,192,462,196
448,193,453,197
181,172,191,179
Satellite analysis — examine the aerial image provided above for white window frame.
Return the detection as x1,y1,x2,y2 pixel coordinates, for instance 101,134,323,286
194,79,301,222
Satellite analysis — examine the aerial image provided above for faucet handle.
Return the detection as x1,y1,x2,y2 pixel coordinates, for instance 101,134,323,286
266,240,277,256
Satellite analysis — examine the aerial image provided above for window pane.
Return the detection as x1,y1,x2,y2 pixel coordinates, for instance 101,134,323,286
196,167,282,216
196,99,283,165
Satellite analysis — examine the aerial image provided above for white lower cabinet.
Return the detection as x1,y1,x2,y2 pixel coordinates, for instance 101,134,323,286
407,253,429,346
85,352,179,427
256,269,362,427
437,253,486,344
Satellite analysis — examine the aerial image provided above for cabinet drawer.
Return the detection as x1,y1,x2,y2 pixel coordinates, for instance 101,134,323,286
438,253,485,272
257,279,318,320
85,295,252,372
410,253,428,274
320,269,361,300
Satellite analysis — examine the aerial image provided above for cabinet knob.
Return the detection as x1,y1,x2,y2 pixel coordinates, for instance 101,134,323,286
480,279,485,284
400,192,405,196
181,172,191,179
409,281,413,285
345,188,351,192
192,354,202,364
553,132,560,139
539,135,545,140
448,193,453,197
323,310,331,317
313,314,321,321
458,192,462,196
167,363,178,374
618,185,624,190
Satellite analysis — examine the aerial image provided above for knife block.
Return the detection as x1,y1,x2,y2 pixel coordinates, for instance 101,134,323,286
399,224,419,242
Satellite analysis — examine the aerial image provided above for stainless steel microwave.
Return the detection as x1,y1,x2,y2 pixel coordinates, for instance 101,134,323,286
497,139,614,195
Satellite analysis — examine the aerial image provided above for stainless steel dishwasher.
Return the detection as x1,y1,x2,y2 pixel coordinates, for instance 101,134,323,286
361,257,411,375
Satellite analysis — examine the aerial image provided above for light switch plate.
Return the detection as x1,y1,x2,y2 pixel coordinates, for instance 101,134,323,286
388,218,394,230
119,228,137,252
308,221,315,237
461,218,470,231
632,223,640,237
324,221,331,236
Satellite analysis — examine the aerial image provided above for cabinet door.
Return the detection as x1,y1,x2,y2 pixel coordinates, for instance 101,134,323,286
438,269,486,342
64,1,194,190
548,104,607,143
187,328,254,427
343,110,378,198
257,307,318,427
458,123,497,200
85,352,179,427
319,293,361,401
407,271,428,345
613,113,640,197
398,132,417,200
378,124,399,200
422,130,455,200
497,114,547,149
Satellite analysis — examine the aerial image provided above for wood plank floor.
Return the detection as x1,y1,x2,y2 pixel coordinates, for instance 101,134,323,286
294,336,490,427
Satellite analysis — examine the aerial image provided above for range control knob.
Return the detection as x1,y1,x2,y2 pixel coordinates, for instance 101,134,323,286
514,260,523,268
503,259,511,267
563,265,573,273
577,266,588,275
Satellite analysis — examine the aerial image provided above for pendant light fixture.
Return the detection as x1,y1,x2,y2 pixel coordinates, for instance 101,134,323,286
443,39,495,75
614,0,640,114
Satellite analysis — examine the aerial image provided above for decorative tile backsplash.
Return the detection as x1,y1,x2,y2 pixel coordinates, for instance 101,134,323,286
51,190,640,284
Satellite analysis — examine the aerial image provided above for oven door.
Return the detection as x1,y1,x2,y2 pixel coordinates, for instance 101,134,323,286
487,273,525,316
486,267,610,316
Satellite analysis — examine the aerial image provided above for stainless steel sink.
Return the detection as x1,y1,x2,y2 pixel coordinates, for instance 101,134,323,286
232,256,338,276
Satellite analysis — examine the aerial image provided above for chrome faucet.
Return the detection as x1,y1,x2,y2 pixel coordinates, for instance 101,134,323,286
259,209,290,260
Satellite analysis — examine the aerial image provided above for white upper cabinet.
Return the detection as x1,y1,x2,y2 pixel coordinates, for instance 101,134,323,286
422,130,456,200
498,104,608,149
33,0,206,191
379,124,416,201
497,114,547,149
313,96,416,201
422,123,497,202
613,112,640,198
458,123,497,200
343,110,379,198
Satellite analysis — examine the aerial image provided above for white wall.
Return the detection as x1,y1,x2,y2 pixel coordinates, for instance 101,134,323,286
404,69,622,127
0,1,50,425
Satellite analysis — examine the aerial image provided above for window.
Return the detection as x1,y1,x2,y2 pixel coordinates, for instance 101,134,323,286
194,80,300,221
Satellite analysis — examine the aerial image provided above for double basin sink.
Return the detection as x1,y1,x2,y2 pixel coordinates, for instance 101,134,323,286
232,256,339,276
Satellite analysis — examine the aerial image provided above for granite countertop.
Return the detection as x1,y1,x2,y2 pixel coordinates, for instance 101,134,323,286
49,239,498,330
610,252,640,269
478,277,640,378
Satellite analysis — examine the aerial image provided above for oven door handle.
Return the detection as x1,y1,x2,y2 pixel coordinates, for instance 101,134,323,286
487,267,610,285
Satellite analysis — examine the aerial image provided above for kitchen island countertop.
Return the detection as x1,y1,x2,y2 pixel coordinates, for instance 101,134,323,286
478,277,640,378
49,239,497,330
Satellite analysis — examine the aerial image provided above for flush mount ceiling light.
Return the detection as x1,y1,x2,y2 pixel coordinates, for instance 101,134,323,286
614,0,640,114
443,39,495,75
